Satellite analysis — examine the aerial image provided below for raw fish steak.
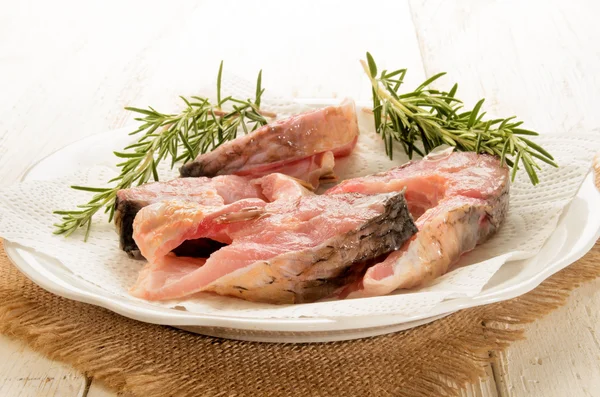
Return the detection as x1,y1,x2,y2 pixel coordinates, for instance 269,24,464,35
114,174,312,258
130,191,417,304
328,151,510,298
179,99,359,185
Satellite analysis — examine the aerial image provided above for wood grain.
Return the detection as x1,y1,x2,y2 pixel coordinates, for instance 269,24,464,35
409,0,600,137
0,335,87,397
459,364,499,397
492,279,600,397
86,382,113,397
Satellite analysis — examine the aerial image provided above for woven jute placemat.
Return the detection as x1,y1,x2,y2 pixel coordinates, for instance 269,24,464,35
0,160,598,396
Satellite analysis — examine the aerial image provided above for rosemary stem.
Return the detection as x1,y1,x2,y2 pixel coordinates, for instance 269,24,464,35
212,109,277,119
360,60,416,118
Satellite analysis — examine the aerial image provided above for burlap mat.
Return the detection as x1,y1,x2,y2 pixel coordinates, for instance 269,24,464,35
0,160,598,396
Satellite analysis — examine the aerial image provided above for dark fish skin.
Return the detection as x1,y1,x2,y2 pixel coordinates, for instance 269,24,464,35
115,198,232,259
488,188,510,236
113,175,260,258
114,196,144,259
206,191,418,304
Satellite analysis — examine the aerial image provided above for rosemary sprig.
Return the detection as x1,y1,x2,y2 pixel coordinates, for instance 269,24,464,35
53,62,271,240
362,52,558,185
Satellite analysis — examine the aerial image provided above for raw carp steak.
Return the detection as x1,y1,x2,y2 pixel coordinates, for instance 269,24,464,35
327,151,510,298
115,174,313,258
130,188,417,304
179,99,359,185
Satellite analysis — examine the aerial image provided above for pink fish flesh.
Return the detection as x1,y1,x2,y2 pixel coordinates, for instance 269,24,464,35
179,99,359,186
130,189,417,304
328,151,510,298
115,173,313,257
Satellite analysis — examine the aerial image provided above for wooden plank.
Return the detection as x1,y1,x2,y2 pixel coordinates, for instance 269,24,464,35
409,0,600,134
409,1,600,395
460,364,499,397
0,335,87,397
491,279,600,397
86,381,115,397
0,0,200,186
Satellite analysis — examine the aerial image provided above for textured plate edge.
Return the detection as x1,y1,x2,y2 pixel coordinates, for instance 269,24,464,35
175,312,452,343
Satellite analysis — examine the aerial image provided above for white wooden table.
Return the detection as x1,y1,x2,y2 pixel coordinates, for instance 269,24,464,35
1,1,599,395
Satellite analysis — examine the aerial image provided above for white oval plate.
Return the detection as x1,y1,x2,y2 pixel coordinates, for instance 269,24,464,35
5,104,600,343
